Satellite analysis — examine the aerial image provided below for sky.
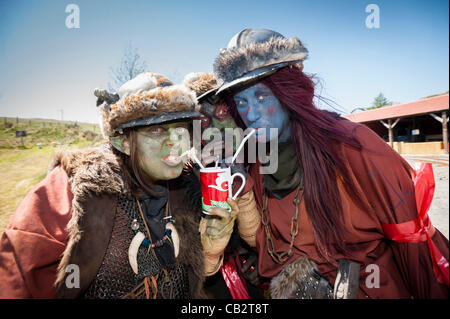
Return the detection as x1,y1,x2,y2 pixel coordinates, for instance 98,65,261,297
0,0,448,123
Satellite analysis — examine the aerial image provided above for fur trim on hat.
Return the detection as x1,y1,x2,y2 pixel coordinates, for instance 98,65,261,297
117,72,173,100
101,84,198,138
183,72,217,97
213,36,308,85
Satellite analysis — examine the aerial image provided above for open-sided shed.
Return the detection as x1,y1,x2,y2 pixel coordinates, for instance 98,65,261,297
344,94,449,154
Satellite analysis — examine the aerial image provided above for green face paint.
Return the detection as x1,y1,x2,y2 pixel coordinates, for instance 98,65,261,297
201,101,239,155
135,121,191,182
211,117,237,131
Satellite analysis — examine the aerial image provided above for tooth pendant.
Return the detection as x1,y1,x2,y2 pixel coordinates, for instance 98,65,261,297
128,231,146,274
128,224,180,274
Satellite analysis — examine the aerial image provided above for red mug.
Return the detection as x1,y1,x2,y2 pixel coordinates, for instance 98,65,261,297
200,167,246,215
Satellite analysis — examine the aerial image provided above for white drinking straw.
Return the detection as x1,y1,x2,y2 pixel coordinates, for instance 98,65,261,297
231,129,256,165
214,155,220,168
181,148,205,169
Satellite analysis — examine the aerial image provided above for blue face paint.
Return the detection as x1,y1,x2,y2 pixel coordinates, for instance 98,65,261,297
233,82,291,142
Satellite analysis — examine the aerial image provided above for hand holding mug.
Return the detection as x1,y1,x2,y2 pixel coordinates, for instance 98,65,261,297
199,198,239,256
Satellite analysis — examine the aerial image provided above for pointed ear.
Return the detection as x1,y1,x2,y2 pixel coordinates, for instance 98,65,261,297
109,135,131,155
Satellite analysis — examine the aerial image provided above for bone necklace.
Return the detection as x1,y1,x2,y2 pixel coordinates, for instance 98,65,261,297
128,196,180,275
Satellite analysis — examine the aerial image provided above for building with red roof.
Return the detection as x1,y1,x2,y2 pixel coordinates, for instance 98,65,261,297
344,94,449,154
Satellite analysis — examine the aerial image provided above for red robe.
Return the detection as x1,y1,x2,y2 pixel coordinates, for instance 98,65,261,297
246,121,448,298
0,166,72,298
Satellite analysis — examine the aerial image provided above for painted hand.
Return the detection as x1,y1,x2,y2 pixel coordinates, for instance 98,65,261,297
199,198,239,256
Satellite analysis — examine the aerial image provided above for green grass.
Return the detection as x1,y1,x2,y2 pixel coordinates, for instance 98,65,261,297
0,117,105,234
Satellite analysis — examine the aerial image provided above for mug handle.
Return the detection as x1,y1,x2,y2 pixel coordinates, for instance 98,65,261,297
229,172,246,200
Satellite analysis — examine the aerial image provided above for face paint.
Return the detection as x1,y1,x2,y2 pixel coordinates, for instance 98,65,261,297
200,99,238,153
135,121,191,182
233,82,291,142
199,114,212,130
214,103,232,121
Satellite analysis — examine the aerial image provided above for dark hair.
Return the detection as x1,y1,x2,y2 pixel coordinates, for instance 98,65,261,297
226,66,366,259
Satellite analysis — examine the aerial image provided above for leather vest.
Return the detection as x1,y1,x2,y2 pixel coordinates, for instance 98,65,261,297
83,194,189,299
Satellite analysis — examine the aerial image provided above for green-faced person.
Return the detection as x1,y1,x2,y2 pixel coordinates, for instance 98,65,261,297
183,72,240,166
0,72,212,299
134,122,191,180
182,72,259,292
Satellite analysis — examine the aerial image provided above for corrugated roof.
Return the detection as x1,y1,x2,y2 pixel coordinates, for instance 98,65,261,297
344,94,449,123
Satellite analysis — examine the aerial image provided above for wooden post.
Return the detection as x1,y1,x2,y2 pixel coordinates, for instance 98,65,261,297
443,111,448,154
388,119,393,147
380,118,400,148
430,112,449,154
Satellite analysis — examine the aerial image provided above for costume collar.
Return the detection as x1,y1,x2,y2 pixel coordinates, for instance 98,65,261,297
263,141,302,199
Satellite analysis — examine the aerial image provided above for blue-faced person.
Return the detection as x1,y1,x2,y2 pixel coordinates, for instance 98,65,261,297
213,29,307,146
207,27,450,300
233,82,291,143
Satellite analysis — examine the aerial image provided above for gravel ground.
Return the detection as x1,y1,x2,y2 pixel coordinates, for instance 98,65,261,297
403,155,449,239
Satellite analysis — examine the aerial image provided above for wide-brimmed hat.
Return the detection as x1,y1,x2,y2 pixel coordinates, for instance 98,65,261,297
213,28,308,94
95,72,201,138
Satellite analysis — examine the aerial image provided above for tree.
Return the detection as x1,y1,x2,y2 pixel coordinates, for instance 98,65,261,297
367,93,390,110
108,45,148,91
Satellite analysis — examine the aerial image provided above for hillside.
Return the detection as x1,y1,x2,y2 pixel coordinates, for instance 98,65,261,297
0,117,105,234
1,117,101,149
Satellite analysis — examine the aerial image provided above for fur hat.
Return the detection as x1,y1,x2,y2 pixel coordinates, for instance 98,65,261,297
97,72,201,138
182,72,225,107
183,72,217,98
213,28,308,94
